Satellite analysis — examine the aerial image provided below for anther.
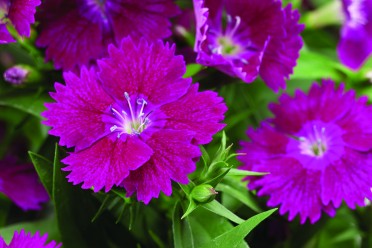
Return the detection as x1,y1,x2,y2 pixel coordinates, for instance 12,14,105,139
110,125,118,132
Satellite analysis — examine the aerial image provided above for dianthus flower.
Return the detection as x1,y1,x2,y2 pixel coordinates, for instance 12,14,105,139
0,157,49,210
36,0,179,71
337,0,372,70
0,230,60,248
193,0,304,92
0,0,40,43
42,37,227,204
238,80,372,223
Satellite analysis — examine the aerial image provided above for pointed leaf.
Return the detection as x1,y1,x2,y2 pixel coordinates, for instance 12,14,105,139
202,200,244,224
226,168,267,177
29,151,53,196
184,64,203,78
199,209,277,248
172,202,195,248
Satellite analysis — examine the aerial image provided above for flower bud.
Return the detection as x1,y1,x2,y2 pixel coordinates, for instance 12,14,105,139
3,65,40,85
190,184,218,203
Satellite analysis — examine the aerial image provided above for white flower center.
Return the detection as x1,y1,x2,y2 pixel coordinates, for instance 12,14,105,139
109,92,150,138
298,125,327,157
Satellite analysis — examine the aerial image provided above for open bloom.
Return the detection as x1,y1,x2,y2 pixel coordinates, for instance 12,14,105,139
0,230,60,248
238,80,372,223
193,0,304,92
0,0,40,43
42,37,227,203
338,0,372,70
0,157,49,210
36,0,179,71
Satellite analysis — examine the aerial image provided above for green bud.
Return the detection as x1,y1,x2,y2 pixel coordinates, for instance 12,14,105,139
190,184,218,203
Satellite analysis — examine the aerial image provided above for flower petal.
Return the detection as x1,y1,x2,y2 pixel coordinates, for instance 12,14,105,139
321,148,372,208
37,8,106,70
259,4,304,92
8,0,40,37
98,37,191,106
160,84,227,145
42,67,112,151
63,135,153,192
122,130,201,204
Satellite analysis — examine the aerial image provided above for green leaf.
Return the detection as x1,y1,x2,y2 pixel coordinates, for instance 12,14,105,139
52,145,112,248
0,90,51,118
189,207,248,248
182,200,199,219
302,0,343,29
203,200,244,224
199,208,277,248
291,49,347,81
52,146,137,248
226,168,267,177
216,184,261,213
173,202,195,248
184,64,203,78
91,194,114,223
29,151,53,196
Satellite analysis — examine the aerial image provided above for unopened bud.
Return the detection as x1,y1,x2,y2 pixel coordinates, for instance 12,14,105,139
3,65,40,85
190,184,218,203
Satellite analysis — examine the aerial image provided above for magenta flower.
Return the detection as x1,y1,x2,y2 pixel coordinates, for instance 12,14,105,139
0,0,40,43
238,80,372,224
193,0,304,92
36,0,179,71
0,157,49,211
0,230,60,248
42,37,227,204
337,0,372,70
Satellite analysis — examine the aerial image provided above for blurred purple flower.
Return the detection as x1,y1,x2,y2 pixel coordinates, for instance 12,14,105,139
238,80,372,224
42,37,227,204
0,157,49,211
193,0,304,92
0,230,60,248
338,0,372,70
0,0,40,43
3,65,29,85
36,0,179,71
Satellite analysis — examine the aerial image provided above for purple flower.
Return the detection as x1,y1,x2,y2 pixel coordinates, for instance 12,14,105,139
0,157,49,211
42,37,227,204
337,0,372,70
36,0,179,71
0,230,60,248
0,0,41,43
238,80,372,224
193,0,304,92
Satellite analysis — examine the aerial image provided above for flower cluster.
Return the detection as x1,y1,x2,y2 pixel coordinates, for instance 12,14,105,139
3,0,372,233
42,37,226,203
193,0,304,91
238,80,372,223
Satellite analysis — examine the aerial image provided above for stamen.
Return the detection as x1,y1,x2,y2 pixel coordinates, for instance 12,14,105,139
124,92,136,123
110,125,118,132
107,94,151,137
110,106,127,122
229,16,241,36
137,98,147,117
